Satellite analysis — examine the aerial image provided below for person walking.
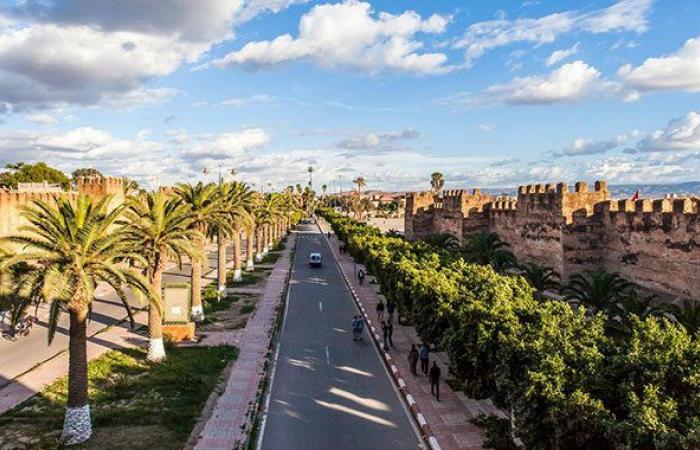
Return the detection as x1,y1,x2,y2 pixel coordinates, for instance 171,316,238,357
376,299,385,322
351,315,360,341
381,321,389,351
386,320,394,348
356,315,364,341
419,343,430,375
386,301,395,323
357,269,365,285
429,361,441,401
408,344,419,375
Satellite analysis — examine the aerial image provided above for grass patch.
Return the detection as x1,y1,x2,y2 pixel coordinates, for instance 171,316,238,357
0,345,237,449
261,252,281,265
271,238,287,252
240,305,255,315
226,269,268,287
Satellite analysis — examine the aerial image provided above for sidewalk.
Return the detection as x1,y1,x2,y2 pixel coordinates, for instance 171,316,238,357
0,243,234,415
319,219,507,450
193,233,295,450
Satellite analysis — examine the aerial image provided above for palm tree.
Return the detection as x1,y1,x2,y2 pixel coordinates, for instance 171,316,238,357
353,176,367,196
174,182,223,321
221,182,254,282
563,269,630,315
0,195,154,444
667,298,700,335
321,184,328,207
123,192,199,362
606,289,666,337
461,232,516,272
425,232,460,250
520,262,560,300
430,172,445,193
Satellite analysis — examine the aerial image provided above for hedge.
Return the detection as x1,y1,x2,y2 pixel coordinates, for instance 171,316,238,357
322,209,700,449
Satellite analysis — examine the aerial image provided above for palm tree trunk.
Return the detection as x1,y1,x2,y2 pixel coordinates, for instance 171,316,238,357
191,239,204,321
232,230,243,282
147,262,166,362
246,228,255,271
62,306,92,445
217,230,227,291
256,227,264,262
262,225,269,254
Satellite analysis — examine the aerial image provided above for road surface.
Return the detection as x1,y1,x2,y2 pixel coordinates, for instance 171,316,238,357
259,224,421,450
0,245,236,387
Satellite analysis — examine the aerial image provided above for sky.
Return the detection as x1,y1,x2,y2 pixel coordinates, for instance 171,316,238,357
0,0,699,192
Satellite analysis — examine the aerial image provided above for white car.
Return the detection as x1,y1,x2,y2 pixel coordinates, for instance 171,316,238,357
309,252,322,267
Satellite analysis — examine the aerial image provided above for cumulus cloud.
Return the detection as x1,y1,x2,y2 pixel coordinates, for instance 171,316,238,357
618,35,700,93
546,42,579,66
454,0,652,65
445,61,626,107
180,128,270,159
336,128,421,151
0,0,308,112
26,113,58,126
556,132,636,156
206,0,452,75
628,111,700,153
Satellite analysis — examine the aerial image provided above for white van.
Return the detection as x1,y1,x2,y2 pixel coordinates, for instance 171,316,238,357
309,253,322,268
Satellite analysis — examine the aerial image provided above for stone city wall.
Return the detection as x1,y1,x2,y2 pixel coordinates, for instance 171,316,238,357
405,180,700,298
0,176,125,239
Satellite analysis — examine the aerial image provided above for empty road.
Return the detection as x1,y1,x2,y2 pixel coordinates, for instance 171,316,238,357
259,224,421,450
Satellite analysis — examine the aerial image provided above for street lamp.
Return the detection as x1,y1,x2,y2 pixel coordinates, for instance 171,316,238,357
202,165,237,186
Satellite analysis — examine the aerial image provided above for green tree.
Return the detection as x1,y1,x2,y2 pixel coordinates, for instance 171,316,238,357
667,298,700,335
0,195,154,444
606,289,666,338
174,182,224,321
425,232,460,250
461,232,516,272
430,172,444,193
0,161,70,189
353,176,366,196
216,182,253,285
123,192,200,362
563,269,629,315
71,167,102,181
520,262,560,300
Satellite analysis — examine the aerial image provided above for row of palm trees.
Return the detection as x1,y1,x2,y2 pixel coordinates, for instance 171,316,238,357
0,181,302,445
426,230,700,337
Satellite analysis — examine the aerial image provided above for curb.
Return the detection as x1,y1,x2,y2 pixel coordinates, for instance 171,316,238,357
320,223,442,450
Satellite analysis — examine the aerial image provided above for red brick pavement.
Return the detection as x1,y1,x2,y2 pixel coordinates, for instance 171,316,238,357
193,233,295,450
319,219,508,450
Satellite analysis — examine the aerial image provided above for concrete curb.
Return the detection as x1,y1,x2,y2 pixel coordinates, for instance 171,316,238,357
320,223,442,450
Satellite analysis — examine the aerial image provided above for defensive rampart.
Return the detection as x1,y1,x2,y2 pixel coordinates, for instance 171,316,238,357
405,180,700,298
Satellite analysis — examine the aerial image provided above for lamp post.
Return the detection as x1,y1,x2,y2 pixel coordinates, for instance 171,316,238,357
203,165,236,292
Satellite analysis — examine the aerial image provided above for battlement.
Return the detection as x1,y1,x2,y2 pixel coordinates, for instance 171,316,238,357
0,189,78,237
77,176,125,196
405,191,435,214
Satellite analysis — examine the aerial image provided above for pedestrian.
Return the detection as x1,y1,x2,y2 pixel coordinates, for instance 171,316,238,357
356,315,364,341
327,231,331,239
376,299,385,322
429,361,441,401
357,269,365,285
419,343,430,375
386,301,395,323
408,344,419,375
381,321,389,351
351,315,360,341
386,320,394,348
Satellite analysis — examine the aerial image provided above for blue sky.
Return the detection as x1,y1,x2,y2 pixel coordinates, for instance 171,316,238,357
0,0,699,191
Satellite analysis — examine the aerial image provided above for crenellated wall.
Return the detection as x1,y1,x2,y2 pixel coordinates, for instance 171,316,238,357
405,180,700,298
0,176,126,239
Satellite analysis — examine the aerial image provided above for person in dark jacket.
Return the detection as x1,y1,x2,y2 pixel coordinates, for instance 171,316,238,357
419,343,429,375
386,301,395,323
357,269,365,285
408,344,419,375
381,321,390,351
429,361,441,401
376,300,385,322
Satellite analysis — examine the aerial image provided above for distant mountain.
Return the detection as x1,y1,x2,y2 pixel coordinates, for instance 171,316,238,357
608,182,700,199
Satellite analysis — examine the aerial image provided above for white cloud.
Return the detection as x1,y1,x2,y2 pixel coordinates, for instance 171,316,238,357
206,0,452,75
454,0,652,65
180,128,270,159
618,35,700,93
630,112,700,153
558,133,633,156
26,113,58,126
448,61,623,107
546,42,579,66
237,0,311,22
336,128,421,150
478,123,496,132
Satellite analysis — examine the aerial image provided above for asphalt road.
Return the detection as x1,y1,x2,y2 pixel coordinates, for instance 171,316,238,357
0,244,235,387
260,225,421,450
